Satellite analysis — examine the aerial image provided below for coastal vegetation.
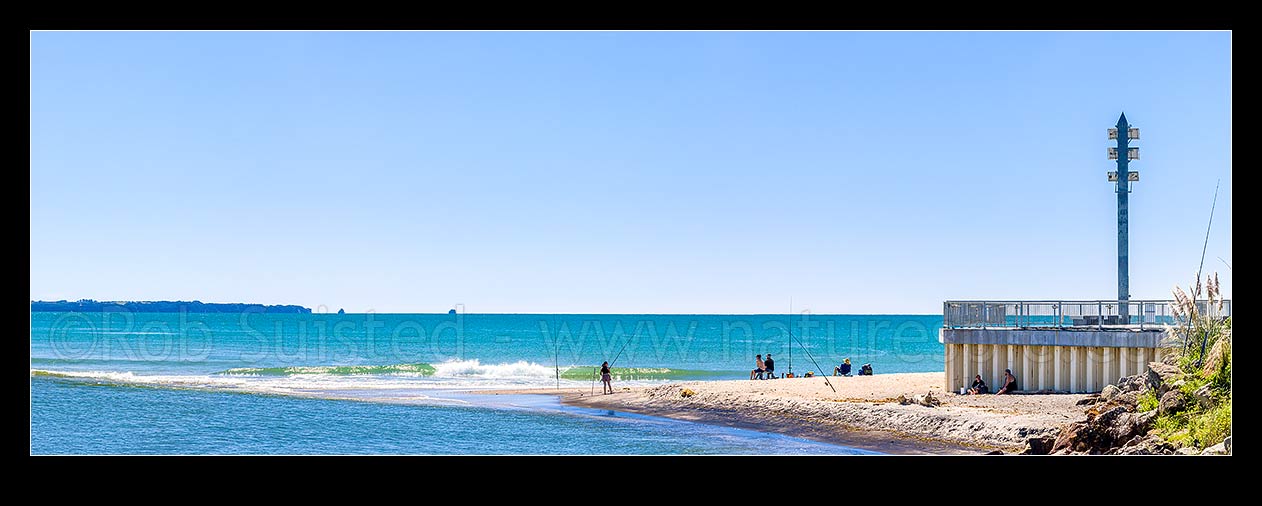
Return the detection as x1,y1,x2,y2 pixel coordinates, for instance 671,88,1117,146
1149,272,1232,449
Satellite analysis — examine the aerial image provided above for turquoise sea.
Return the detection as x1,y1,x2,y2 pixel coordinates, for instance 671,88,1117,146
30,312,943,454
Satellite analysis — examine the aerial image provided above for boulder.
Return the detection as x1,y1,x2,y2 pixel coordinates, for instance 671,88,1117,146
1118,373,1148,393
1023,435,1057,455
1076,396,1099,406
1225,436,1232,454
1194,384,1215,409
1201,442,1229,455
1100,384,1121,401
1158,390,1187,415
1176,447,1200,456
1053,406,1154,454
1112,434,1176,455
1114,390,1140,410
1146,362,1184,396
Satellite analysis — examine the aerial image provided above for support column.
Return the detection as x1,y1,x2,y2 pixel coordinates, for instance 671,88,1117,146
1023,345,1036,391
992,344,1004,388
1120,348,1131,379
1054,346,1064,392
1070,346,1080,393
1086,347,1097,392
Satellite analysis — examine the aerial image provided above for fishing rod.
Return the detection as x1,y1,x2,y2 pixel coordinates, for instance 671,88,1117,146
1193,180,1221,366
552,316,561,390
787,298,793,376
788,301,835,393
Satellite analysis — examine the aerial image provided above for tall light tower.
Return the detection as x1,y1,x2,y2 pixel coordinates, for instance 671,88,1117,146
1108,113,1139,321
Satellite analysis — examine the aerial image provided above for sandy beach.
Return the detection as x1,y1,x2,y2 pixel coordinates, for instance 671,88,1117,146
488,373,1090,454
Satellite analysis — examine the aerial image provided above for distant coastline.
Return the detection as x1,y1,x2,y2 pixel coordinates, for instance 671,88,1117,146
30,300,311,314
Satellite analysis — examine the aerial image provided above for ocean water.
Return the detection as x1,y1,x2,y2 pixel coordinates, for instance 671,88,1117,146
30,312,942,454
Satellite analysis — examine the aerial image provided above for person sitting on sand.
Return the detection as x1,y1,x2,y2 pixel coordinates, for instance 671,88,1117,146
966,374,989,395
763,354,776,379
858,363,873,376
600,361,613,394
995,369,1018,395
834,358,852,376
750,354,765,380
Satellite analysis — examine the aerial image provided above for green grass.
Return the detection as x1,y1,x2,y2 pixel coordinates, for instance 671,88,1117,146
1138,389,1159,412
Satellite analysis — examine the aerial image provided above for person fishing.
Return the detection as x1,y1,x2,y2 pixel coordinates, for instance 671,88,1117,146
600,361,613,394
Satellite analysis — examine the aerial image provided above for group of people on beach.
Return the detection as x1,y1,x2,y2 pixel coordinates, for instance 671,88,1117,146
749,354,776,379
965,369,1019,395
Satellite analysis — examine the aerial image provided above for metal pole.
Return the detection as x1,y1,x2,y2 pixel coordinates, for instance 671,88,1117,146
1116,114,1131,323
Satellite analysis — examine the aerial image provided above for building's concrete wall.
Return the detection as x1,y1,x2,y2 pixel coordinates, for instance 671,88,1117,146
941,328,1166,348
942,329,1170,394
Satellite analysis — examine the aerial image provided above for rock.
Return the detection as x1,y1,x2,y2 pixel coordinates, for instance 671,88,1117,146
1171,379,1186,390
1053,406,1154,454
1201,442,1229,455
1112,434,1176,455
1146,362,1184,396
984,450,1005,455
1118,373,1148,393
1023,435,1057,455
1076,396,1099,406
1101,384,1121,401
1225,436,1232,454
1115,390,1140,410
1159,390,1187,415
897,392,940,407
1176,447,1200,455
1194,384,1215,409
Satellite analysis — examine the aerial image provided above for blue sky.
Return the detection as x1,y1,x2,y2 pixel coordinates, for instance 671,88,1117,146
30,31,1232,314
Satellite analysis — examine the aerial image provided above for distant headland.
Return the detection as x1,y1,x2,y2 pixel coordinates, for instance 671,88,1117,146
30,299,311,314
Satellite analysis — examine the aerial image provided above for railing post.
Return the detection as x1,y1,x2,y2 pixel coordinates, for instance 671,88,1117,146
982,303,987,330
1098,301,1103,330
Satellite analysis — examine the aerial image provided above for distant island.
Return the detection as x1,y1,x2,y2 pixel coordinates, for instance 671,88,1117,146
30,300,311,314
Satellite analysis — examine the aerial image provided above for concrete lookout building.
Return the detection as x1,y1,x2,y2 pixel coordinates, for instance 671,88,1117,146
940,300,1231,393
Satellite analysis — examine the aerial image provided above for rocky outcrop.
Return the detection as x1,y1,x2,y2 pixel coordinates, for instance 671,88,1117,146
1049,406,1156,454
1146,362,1184,396
1022,435,1057,455
1201,440,1230,455
1100,384,1121,401
1158,390,1186,415
1113,434,1176,455
1194,384,1215,409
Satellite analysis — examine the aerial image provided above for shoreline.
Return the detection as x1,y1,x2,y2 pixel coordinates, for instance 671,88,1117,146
486,373,1090,454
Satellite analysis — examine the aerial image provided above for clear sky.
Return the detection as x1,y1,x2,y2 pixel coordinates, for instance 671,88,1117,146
30,31,1232,314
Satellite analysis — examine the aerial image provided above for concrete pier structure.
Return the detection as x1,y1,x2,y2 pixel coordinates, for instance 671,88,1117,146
942,328,1167,393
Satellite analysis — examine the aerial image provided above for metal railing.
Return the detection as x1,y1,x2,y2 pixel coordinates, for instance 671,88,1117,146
942,300,1232,330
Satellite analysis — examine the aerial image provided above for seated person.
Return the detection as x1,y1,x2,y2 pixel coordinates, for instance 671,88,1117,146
750,354,765,380
804,371,814,377
834,358,852,376
763,354,776,379
966,374,988,395
859,363,873,376
995,369,1019,395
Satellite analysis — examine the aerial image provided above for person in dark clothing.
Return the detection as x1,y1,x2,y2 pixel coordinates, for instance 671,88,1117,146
763,354,776,379
967,374,989,394
834,358,852,376
996,369,1018,395
858,363,873,376
600,361,613,394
